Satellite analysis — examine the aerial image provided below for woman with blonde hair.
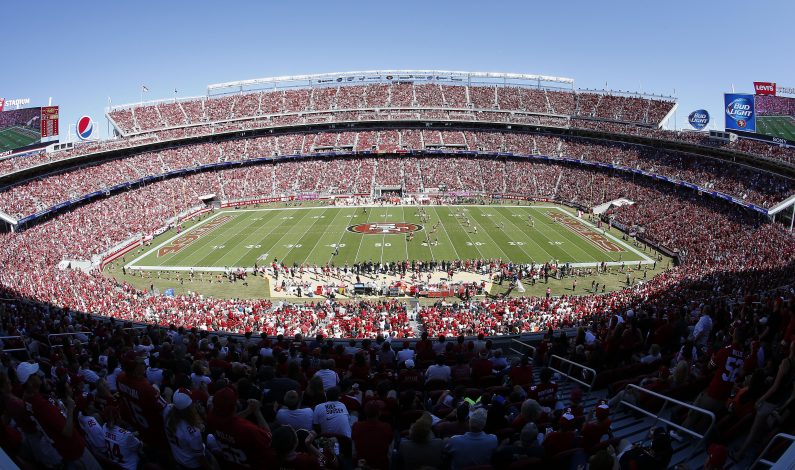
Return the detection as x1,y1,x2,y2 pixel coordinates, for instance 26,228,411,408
164,388,215,469
397,412,443,470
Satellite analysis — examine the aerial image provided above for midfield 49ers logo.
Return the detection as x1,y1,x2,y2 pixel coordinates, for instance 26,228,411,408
347,223,423,234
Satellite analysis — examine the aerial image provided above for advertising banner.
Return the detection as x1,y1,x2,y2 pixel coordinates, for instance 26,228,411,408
754,82,777,95
688,109,710,130
724,94,756,132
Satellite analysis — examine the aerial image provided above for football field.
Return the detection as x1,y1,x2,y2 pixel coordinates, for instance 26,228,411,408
757,116,795,141
126,204,652,272
0,126,40,153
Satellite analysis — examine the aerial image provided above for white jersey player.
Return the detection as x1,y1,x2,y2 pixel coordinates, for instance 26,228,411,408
164,389,208,469
102,406,142,470
77,411,106,460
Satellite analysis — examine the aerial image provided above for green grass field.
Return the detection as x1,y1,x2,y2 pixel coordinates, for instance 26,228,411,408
0,126,40,153
125,204,651,271
757,116,795,141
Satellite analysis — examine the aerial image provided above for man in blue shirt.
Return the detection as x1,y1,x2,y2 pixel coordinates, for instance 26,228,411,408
445,408,498,470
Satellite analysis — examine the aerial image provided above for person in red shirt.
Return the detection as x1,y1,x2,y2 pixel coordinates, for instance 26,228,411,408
581,400,613,451
470,350,494,381
18,361,102,469
542,409,578,457
415,332,435,362
269,426,321,470
508,356,534,387
207,387,272,470
398,360,423,389
683,329,746,433
116,351,169,452
351,400,393,470
528,368,558,409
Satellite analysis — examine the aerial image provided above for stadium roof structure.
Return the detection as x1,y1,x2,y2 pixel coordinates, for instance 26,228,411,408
206,70,577,95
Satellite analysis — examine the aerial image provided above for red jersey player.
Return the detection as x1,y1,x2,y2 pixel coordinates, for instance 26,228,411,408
207,387,272,469
528,368,558,409
683,329,746,432
116,351,168,451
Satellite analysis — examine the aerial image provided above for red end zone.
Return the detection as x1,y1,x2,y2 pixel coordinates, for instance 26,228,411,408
347,222,423,234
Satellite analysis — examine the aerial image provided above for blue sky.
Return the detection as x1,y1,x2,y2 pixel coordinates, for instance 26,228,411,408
2,0,793,140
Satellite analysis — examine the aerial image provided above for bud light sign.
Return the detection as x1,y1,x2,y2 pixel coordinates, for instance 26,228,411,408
688,110,709,130
724,93,756,132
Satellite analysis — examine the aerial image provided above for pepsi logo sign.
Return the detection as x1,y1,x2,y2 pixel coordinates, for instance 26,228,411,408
347,223,423,234
687,109,710,130
77,116,94,140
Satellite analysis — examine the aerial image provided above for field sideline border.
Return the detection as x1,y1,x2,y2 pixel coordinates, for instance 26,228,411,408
125,204,654,272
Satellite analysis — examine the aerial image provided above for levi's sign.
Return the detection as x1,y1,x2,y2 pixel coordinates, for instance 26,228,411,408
753,82,776,95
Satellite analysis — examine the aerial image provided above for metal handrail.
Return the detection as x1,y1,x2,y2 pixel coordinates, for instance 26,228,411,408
47,332,93,348
0,335,30,359
752,433,795,469
508,338,537,359
620,384,715,462
549,354,597,392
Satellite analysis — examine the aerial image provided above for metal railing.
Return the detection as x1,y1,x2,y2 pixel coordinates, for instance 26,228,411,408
619,384,715,462
47,332,93,348
0,335,30,359
508,338,536,359
549,354,597,393
752,433,795,469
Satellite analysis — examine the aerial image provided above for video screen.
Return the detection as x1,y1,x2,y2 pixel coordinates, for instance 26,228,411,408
755,95,795,141
0,107,41,153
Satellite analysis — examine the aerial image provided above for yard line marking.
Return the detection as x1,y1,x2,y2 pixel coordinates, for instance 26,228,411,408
379,208,390,264
190,210,276,267
302,207,346,265
465,206,512,261
226,210,286,267
267,208,325,263
401,206,410,261
280,206,334,263
524,207,600,263
326,208,356,265
430,206,463,260
493,206,555,262
126,211,228,269
353,207,375,265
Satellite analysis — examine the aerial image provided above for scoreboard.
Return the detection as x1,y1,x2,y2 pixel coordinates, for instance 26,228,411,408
41,106,59,138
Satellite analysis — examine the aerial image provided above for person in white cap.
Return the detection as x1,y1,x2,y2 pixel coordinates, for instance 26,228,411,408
19,361,102,470
164,388,212,469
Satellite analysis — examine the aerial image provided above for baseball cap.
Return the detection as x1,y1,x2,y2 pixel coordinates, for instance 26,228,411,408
405,359,415,369
560,408,576,430
595,400,610,420
16,362,40,385
172,388,193,410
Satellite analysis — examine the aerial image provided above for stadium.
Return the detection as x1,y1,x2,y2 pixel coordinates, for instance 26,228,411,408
1,0,795,450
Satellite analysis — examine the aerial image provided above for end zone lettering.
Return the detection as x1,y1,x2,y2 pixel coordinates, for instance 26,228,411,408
546,211,622,252
157,215,232,256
